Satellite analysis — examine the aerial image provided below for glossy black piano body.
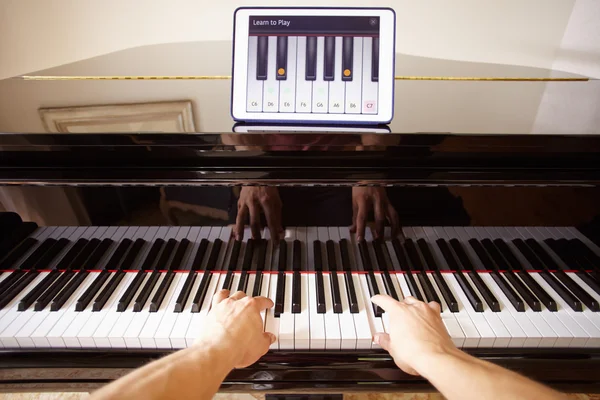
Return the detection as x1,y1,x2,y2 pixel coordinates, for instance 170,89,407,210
0,133,600,393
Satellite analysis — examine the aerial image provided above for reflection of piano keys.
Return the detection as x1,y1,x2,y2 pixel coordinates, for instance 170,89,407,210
246,34,379,115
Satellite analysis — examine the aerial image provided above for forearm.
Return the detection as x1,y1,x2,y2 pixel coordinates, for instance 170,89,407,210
91,341,235,400
418,349,565,400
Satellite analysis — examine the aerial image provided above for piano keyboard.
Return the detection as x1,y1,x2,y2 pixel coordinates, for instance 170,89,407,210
1,225,600,351
247,35,379,115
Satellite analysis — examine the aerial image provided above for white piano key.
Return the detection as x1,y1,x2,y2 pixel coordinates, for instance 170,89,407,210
322,273,341,350
279,36,297,113
492,227,574,348
84,273,135,348
312,37,328,114
278,272,295,350
153,273,186,349
307,227,325,350
361,37,378,114
246,35,263,112
339,227,376,349
529,272,597,347
474,227,558,348
259,227,273,324
295,36,312,113
171,272,203,349
264,272,280,350
337,273,358,349
566,272,600,332
328,36,345,114
345,37,362,114
262,36,279,112
0,272,50,348
185,270,221,347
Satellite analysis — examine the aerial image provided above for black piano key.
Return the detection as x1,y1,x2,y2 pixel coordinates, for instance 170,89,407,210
154,238,177,270
436,239,483,312
256,36,268,80
92,270,125,311
68,238,100,270
205,239,223,271
525,238,598,311
493,239,557,311
255,239,267,271
417,239,458,312
174,271,198,313
33,270,76,311
252,271,263,297
292,270,301,314
274,271,285,317
0,222,37,264
293,240,301,272
547,239,600,296
469,239,525,312
571,239,600,270
324,36,335,81
391,239,424,301
140,239,165,271
82,238,113,270
191,272,212,313
482,239,541,311
276,36,287,80
19,269,61,311
104,239,133,270
117,270,145,312
20,238,57,271
0,239,56,294
339,239,358,313
167,239,190,271
372,241,399,301
222,271,234,291
119,238,145,270
513,239,582,312
358,240,384,316
278,240,288,271
371,36,379,82
314,240,326,314
32,238,69,271
190,239,210,271
227,240,242,272
149,270,175,312
405,239,441,305
242,239,255,272
0,270,39,310
133,270,160,311
326,240,343,312
339,239,353,272
0,237,38,271
448,239,500,312
54,238,88,271
237,271,249,293
305,36,317,80
75,270,109,311
50,271,85,311
342,36,353,81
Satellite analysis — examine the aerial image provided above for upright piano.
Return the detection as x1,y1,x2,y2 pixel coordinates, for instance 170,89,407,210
0,132,599,394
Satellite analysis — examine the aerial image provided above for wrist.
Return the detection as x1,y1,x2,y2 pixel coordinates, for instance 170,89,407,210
412,345,464,378
191,335,239,372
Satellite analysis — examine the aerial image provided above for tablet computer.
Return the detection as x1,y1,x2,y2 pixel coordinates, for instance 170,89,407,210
232,7,395,124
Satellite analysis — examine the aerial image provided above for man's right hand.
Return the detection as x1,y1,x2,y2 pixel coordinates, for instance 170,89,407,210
371,295,457,376
235,186,283,241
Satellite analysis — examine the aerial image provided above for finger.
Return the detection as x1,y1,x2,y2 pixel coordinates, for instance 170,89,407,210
251,296,275,311
371,294,399,312
428,301,442,314
230,290,247,301
248,201,262,239
387,204,400,238
265,332,277,345
403,296,419,305
373,332,391,351
350,199,358,233
235,205,249,241
263,201,282,243
212,289,230,307
355,201,368,242
373,197,385,240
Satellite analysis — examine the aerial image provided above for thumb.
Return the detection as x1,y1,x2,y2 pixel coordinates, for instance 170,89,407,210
264,332,277,346
373,332,391,351
371,294,399,312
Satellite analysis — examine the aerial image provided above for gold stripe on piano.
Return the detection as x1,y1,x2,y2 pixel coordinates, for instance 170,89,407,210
17,75,590,82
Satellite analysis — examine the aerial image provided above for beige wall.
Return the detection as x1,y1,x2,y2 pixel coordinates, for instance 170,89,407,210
1,0,575,79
